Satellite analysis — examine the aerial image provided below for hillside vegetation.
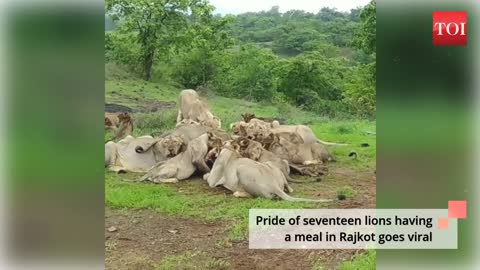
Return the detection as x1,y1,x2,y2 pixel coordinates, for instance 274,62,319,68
105,0,376,118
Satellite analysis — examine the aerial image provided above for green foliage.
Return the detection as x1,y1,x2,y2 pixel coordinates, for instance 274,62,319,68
353,0,376,55
105,31,142,74
340,250,376,270
105,1,377,119
106,0,216,81
344,62,376,117
211,44,279,102
170,15,234,88
276,52,350,116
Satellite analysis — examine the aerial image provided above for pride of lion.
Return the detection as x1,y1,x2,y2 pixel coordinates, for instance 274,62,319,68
105,89,348,201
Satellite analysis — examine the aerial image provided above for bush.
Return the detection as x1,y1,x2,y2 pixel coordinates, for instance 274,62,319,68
343,63,376,118
277,52,346,110
211,44,279,102
105,32,142,75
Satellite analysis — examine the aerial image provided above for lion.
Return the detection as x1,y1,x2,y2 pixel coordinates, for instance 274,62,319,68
164,124,230,146
268,134,335,165
205,132,225,168
241,113,286,125
177,89,221,129
141,133,210,183
258,132,304,150
242,139,314,184
242,118,271,141
105,112,134,141
236,118,346,146
230,121,247,137
113,112,133,140
203,144,332,202
271,124,347,146
134,134,186,160
105,135,183,173
105,112,121,130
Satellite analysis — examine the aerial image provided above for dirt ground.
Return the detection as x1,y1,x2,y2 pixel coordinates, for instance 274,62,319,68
105,100,176,113
105,168,376,270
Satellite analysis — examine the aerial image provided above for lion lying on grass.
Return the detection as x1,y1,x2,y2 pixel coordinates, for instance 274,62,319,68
141,133,210,183
203,142,332,202
268,134,335,165
105,134,185,173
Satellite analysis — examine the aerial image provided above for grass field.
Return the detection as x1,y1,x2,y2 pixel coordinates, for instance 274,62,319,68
105,75,376,269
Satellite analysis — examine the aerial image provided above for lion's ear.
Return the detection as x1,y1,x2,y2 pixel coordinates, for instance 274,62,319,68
239,138,249,147
177,134,186,143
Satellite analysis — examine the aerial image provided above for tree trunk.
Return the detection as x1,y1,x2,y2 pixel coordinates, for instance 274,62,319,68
143,49,154,81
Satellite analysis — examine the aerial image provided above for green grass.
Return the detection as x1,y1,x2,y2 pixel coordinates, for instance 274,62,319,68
106,171,330,241
337,186,357,199
105,77,376,267
156,251,230,270
339,250,376,270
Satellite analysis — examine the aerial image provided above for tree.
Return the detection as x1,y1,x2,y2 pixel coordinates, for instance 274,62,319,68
343,63,376,117
212,45,279,102
172,15,234,88
277,52,346,108
106,0,214,81
353,0,376,54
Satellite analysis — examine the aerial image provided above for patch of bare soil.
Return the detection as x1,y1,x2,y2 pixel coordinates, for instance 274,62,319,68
105,168,376,269
105,208,228,270
224,243,358,270
105,101,176,114
105,103,133,113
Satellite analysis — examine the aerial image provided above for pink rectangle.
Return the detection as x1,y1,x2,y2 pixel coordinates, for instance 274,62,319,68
448,200,467,219
438,218,449,229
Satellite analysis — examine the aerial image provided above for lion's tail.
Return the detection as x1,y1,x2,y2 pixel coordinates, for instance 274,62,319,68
275,188,333,203
316,139,349,146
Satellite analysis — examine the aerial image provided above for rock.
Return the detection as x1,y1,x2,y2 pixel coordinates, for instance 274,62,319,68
107,226,118,232
168,230,178,234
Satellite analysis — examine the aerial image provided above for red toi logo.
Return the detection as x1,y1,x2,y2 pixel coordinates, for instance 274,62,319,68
433,11,467,46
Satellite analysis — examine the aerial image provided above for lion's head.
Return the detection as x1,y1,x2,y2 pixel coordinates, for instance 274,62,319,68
200,116,221,129
245,140,264,161
241,113,256,123
117,112,132,124
245,119,271,141
230,121,246,136
155,135,186,158
176,119,200,127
